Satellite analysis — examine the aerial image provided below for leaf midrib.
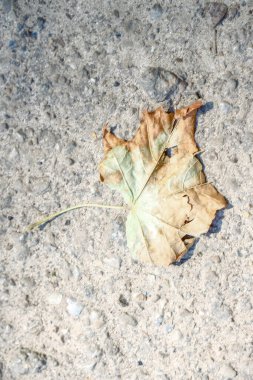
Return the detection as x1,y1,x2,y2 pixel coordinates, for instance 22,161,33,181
133,118,179,205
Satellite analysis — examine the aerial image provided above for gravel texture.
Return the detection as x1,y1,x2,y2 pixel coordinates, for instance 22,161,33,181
1,0,253,379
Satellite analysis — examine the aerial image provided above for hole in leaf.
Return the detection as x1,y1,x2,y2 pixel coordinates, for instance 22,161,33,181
165,145,177,157
182,234,194,242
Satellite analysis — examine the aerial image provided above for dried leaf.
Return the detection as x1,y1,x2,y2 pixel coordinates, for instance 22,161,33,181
99,100,227,266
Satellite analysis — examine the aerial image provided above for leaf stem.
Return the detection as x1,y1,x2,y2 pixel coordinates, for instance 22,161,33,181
26,202,125,232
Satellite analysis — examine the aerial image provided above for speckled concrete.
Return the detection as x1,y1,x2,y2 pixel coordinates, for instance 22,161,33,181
0,0,253,379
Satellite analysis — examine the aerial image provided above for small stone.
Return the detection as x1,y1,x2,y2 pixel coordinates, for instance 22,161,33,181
155,315,164,326
227,79,238,91
66,298,83,317
113,9,120,18
89,310,105,329
210,255,221,264
222,79,238,96
26,318,43,335
132,292,147,302
37,17,46,31
120,313,138,327
22,277,36,287
29,177,51,194
204,2,228,28
16,129,27,142
38,130,57,149
180,308,192,318
236,249,249,258
8,40,17,50
228,4,240,21
111,217,126,247
83,344,102,371
155,370,170,380
219,364,237,378
212,303,233,321
46,293,62,305
239,360,253,376
4,324,12,334
119,294,129,307
8,147,20,161
69,266,81,280
0,123,9,133
219,102,233,114
227,178,239,191
67,158,75,166
91,131,97,140
165,324,174,333
10,350,47,376
149,4,163,20
10,358,27,376
103,256,122,269
203,270,218,284
169,328,183,341
66,141,77,154
83,359,98,371
242,210,250,218
84,285,95,299
147,273,156,283
140,67,184,102
2,0,12,12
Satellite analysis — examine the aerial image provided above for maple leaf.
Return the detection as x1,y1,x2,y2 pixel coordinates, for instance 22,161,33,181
99,100,227,266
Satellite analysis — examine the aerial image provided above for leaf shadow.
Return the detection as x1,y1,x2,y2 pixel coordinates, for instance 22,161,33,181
38,220,54,231
205,202,232,236
197,101,214,116
194,101,214,171
173,202,232,266
173,101,229,266
38,215,63,231
173,238,199,266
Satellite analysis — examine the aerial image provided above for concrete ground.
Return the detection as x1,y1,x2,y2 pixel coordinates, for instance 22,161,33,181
0,0,253,379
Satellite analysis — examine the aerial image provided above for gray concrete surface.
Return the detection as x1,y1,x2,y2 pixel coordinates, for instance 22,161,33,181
0,0,253,379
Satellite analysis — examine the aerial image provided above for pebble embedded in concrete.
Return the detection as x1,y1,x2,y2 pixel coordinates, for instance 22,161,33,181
219,364,237,378
66,298,84,317
120,313,138,327
46,293,62,305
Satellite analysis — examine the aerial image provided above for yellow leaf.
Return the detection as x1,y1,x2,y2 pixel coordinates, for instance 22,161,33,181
99,100,227,266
